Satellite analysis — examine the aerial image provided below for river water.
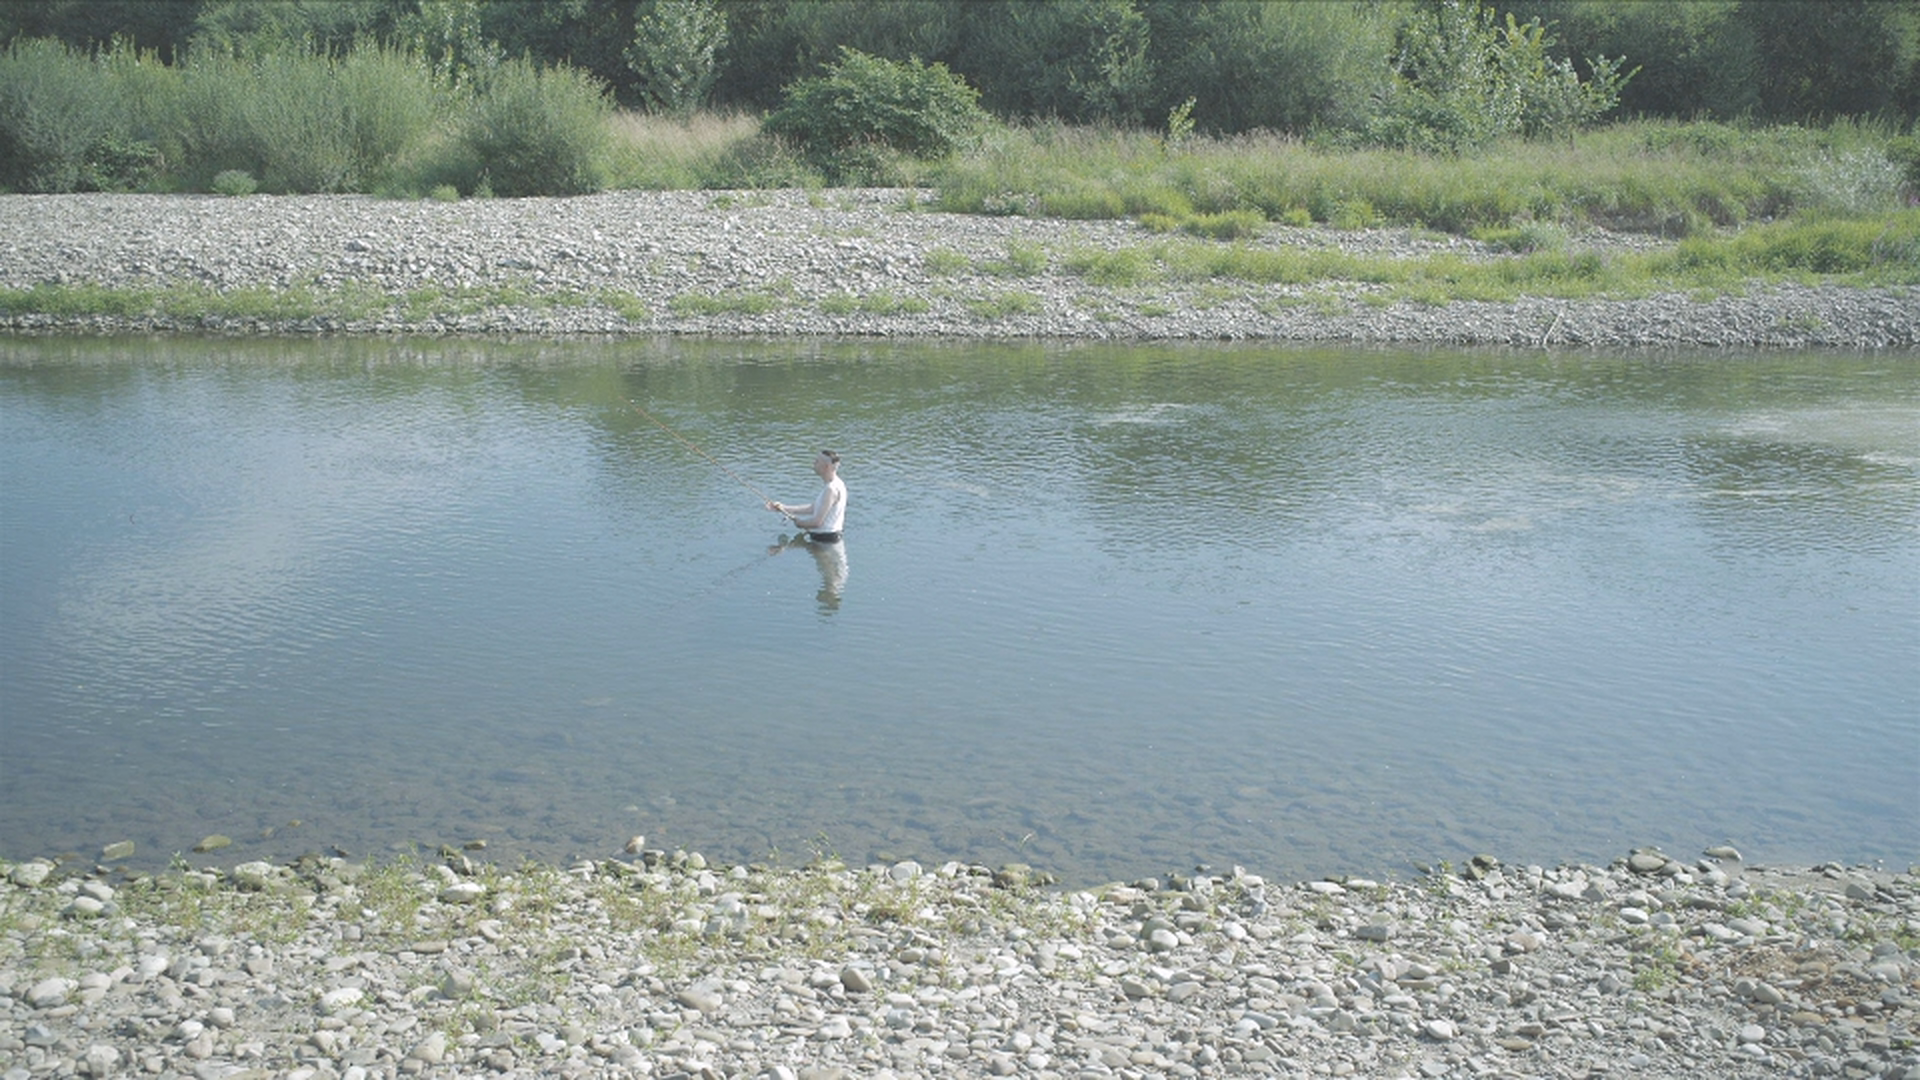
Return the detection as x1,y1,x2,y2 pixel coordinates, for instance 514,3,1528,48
2,336,1915,884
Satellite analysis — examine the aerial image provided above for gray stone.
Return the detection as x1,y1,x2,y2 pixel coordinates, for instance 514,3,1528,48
438,881,485,904
676,983,724,1014
1628,852,1669,874
26,977,74,1008
9,861,53,888
840,966,874,993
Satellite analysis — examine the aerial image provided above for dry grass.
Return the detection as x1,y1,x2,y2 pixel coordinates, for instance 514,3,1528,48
605,109,780,189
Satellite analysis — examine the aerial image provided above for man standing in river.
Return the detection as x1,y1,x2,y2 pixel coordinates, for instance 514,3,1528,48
768,449,845,542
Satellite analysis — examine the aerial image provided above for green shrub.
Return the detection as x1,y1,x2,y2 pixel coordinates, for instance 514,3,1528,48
333,48,444,191
243,50,356,192
429,184,460,202
763,48,988,183
456,58,613,196
211,168,257,196
0,39,126,192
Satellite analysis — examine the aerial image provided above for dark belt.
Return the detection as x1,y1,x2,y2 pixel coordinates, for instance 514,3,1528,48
806,531,842,543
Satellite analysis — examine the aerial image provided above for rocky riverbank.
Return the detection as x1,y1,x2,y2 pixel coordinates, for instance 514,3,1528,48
2,846,1915,1080
1,191,1915,347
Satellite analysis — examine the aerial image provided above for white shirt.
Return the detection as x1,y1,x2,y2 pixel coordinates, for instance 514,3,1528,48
802,476,846,533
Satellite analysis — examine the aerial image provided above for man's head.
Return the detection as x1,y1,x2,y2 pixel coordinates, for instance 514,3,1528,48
814,449,840,479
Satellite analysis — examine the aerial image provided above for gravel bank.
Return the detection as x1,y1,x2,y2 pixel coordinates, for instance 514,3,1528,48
1,191,1915,347
3,847,1915,1080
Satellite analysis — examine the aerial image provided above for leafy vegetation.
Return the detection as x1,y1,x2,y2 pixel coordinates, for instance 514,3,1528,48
762,48,988,184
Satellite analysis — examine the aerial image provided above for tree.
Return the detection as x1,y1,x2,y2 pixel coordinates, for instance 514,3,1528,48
626,0,726,116
1744,0,1920,121
952,0,1151,125
1143,0,1389,135
1511,1,1760,120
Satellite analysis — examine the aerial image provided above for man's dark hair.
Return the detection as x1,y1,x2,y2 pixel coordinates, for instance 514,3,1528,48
819,449,840,464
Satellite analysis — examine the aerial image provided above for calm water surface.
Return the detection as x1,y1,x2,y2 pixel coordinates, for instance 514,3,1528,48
2,336,1915,883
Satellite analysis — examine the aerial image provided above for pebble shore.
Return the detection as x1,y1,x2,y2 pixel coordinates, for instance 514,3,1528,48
3,847,1915,1080
1,191,1915,347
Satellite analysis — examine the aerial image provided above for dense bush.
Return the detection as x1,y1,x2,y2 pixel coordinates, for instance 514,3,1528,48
762,48,987,182
454,58,613,196
158,46,444,194
0,38,126,192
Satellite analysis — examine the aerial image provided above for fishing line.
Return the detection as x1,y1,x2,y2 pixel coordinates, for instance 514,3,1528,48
621,396,798,525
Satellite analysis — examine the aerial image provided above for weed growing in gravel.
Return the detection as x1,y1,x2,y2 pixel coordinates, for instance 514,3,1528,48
923,247,971,276
1063,246,1160,286
1631,941,1687,993
818,291,931,316
978,238,1049,278
967,291,1043,319
670,278,793,316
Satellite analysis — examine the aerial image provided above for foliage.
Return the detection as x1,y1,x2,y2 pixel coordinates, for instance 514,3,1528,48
158,44,445,194
392,0,502,91
1509,1,1761,120
627,0,728,118
951,0,1151,124
210,167,254,195
1359,0,1633,154
187,0,394,58
0,37,125,192
1142,0,1390,135
762,47,988,183
454,57,613,196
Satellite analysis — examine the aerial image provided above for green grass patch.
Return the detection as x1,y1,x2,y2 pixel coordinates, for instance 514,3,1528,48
1063,246,1161,287
978,238,1049,277
933,119,1913,240
967,291,1044,319
594,290,650,322
0,281,661,324
817,291,931,316
1051,208,1919,304
923,247,971,276
670,286,789,316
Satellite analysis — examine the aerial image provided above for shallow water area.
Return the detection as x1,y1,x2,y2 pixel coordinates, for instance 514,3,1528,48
2,336,1915,884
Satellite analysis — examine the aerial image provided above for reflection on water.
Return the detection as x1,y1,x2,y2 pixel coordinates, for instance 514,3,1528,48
767,535,848,615
1,336,1915,884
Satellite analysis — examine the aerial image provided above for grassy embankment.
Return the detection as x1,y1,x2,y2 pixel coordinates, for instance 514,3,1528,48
3,112,1916,325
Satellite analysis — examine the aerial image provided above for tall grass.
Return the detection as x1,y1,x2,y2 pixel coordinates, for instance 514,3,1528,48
0,39,618,197
603,110,821,189
930,119,1916,237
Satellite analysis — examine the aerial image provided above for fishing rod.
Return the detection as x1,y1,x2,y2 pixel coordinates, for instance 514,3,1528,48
620,397,800,526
